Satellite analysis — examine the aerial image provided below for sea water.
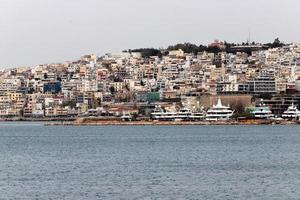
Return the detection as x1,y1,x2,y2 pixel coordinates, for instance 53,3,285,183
0,123,300,199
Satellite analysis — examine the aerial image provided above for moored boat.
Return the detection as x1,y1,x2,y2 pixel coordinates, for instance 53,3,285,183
282,103,300,119
151,106,205,121
205,97,234,121
251,104,274,119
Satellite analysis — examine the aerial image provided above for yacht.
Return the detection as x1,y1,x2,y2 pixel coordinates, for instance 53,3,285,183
189,110,206,121
282,103,300,119
151,106,205,121
120,113,133,121
177,108,205,121
150,107,177,121
205,97,234,121
251,104,274,119
175,108,192,121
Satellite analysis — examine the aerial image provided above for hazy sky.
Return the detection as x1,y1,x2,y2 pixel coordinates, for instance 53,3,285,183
0,0,299,67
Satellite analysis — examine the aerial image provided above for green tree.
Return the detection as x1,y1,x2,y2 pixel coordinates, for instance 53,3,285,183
109,86,115,94
62,100,77,109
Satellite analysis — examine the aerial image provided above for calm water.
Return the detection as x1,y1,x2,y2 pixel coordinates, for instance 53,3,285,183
0,123,300,199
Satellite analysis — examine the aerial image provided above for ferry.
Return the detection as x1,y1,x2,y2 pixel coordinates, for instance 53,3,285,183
205,97,234,121
282,103,300,119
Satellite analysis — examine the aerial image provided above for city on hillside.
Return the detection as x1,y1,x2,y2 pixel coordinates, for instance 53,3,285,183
1,39,300,121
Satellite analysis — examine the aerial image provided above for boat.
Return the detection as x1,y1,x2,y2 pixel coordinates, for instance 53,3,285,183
151,106,205,121
251,104,274,119
150,106,177,121
177,107,205,121
282,103,300,119
120,113,133,121
205,97,234,121
175,107,192,121
189,110,206,121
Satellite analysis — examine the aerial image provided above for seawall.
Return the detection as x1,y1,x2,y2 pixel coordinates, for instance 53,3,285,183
45,118,300,126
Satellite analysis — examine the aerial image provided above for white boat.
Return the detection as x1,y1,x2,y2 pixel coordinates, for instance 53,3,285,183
120,113,133,121
175,108,192,121
151,107,205,121
205,97,234,121
189,111,206,121
251,104,274,119
150,107,177,121
282,103,300,119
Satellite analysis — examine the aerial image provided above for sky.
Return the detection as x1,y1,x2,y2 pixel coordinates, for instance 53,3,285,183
0,0,299,67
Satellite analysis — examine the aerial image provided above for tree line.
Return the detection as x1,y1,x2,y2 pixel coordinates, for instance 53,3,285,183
123,38,286,57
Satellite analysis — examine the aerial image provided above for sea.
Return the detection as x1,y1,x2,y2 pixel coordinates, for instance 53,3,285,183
0,123,300,199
